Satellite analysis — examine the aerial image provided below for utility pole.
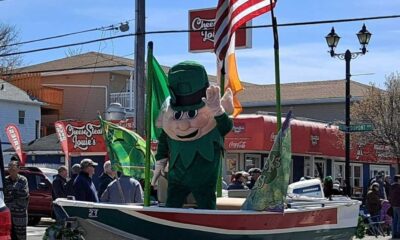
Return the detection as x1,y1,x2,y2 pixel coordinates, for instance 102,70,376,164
134,0,146,136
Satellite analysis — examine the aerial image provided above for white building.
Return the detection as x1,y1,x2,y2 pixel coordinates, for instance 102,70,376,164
0,79,42,162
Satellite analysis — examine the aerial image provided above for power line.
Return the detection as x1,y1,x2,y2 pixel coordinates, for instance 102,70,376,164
3,19,134,48
1,14,400,58
0,33,134,57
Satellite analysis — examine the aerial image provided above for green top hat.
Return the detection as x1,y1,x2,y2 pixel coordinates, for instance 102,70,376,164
168,61,210,111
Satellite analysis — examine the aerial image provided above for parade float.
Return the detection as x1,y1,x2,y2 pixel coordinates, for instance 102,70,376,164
54,0,361,239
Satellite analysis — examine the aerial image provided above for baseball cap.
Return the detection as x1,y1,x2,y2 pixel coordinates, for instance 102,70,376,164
80,158,98,168
249,168,262,174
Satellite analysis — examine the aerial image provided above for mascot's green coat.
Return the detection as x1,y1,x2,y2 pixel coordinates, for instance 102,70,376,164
152,61,233,209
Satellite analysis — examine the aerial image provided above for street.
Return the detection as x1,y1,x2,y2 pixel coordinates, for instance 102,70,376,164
27,218,54,240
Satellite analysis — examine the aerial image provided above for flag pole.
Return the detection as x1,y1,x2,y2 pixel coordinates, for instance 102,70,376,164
270,0,282,131
216,60,226,198
144,41,154,206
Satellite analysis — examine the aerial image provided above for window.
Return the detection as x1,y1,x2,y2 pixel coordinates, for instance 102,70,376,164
333,161,345,185
350,164,363,197
304,156,326,179
369,165,390,179
18,110,25,124
35,120,40,139
244,153,261,171
225,153,239,174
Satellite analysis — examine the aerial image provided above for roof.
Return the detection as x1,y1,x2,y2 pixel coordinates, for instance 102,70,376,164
16,52,134,73
239,80,372,106
0,79,42,105
4,133,61,152
15,51,255,86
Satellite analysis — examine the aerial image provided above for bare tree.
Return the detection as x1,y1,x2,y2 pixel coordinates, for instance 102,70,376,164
0,23,21,77
65,46,83,57
352,73,400,172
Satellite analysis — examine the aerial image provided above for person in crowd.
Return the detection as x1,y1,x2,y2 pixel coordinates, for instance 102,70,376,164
247,168,262,189
369,172,387,199
98,160,116,199
384,175,391,199
73,159,99,202
332,180,344,195
227,172,248,190
4,161,29,240
65,163,81,197
100,173,143,204
366,182,383,219
389,174,400,239
323,176,334,199
52,166,68,199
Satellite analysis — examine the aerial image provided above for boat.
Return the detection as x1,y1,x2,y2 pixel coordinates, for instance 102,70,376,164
54,179,361,240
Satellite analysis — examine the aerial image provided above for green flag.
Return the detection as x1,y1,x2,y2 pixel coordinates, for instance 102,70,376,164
100,117,155,179
148,50,170,140
241,111,292,212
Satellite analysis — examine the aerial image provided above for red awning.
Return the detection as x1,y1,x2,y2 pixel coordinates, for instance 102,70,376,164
225,115,396,164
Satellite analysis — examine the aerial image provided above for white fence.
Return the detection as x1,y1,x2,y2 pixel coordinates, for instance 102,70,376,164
110,92,135,110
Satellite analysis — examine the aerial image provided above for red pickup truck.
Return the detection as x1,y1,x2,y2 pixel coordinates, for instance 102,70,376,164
5,166,54,226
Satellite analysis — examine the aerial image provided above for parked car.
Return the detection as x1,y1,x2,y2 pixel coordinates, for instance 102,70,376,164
5,166,53,226
0,146,12,239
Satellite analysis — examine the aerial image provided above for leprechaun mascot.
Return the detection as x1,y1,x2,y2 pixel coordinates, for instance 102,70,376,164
151,61,233,209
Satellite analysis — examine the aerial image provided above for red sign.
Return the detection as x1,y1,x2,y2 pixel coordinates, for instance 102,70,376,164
225,115,398,165
188,8,251,52
55,122,69,159
55,118,135,155
5,124,26,166
225,117,271,151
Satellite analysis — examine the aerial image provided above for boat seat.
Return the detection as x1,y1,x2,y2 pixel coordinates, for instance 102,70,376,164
216,197,246,210
157,176,247,210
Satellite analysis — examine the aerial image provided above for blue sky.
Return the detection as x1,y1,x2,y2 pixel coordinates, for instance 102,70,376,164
1,0,399,87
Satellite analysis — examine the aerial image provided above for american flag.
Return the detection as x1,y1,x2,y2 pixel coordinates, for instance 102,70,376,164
214,0,276,61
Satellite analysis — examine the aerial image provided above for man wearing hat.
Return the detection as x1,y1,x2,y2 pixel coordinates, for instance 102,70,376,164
152,61,233,209
73,158,99,202
248,168,262,189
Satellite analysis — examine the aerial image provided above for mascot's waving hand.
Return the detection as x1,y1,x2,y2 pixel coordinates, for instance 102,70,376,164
151,61,233,209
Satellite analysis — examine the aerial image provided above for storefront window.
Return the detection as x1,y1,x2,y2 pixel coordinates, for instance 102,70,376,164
333,162,345,185
225,153,239,174
350,164,363,197
244,153,261,172
304,157,326,179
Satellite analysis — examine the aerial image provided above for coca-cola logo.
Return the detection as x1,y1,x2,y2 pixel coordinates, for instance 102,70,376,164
65,123,102,150
228,141,246,149
191,17,215,43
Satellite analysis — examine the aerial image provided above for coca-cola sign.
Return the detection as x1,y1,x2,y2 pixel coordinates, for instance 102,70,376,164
188,8,251,52
228,141,247,149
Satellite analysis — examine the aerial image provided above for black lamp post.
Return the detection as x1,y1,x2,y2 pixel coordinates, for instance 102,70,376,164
325,24,372,197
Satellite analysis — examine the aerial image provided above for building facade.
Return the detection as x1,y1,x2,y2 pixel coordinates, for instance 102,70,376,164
0,79,42,162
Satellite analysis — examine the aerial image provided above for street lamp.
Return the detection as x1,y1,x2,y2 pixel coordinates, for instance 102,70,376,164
325,24,372,197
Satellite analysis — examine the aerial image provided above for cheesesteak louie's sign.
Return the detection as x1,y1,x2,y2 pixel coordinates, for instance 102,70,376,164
189,8,251,52
55,118,134,154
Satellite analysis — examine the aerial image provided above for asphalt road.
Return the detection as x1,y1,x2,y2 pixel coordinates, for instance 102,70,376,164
27,218,54,240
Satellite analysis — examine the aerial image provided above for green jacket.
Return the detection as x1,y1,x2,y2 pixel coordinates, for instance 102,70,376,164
156,113,233,170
